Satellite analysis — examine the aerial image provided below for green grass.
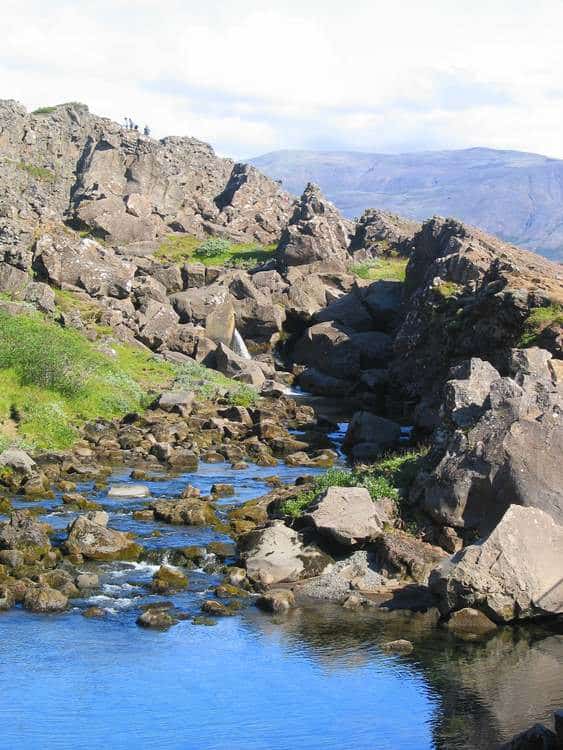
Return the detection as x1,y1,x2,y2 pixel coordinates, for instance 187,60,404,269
173,359,258,407
0,310,258,450
32,102,85,115
519,304,563,347
155,234,276,269
351,256,408,282
434,281,462,299
32,106,58,115
279,448,427,518
17,161,56,182
0,311,169,450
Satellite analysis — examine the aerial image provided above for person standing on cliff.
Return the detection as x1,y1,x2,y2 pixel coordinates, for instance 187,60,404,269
144,125,150,137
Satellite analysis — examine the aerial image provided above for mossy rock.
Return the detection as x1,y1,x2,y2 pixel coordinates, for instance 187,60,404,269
0,498,13,515
215,583,249,599
150,565,189,594
207,541,236,560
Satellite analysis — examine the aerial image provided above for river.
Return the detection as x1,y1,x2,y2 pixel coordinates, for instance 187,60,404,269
1,449,562,749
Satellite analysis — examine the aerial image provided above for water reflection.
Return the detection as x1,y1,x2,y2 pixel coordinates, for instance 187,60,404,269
242,602,563,749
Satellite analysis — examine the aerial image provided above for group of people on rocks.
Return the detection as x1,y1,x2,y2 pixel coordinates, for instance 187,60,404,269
124,117,150,136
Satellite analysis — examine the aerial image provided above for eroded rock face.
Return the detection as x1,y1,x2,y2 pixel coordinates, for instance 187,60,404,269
393,217,563,423
277,183,353,268
429,505,563,622
0,99,293,260
350,208,420,258
238,521,333,586
305,487,388,546
65,516,141,561
422,347,563,532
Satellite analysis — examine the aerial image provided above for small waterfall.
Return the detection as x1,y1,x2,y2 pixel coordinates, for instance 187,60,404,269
230,328,251,360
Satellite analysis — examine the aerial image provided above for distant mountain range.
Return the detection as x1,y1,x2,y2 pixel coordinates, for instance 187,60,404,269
250,147,563,261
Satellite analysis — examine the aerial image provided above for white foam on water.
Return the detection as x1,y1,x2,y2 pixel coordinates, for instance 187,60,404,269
86,595,136,610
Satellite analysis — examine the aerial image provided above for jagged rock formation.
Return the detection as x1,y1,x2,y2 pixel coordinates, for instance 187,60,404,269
419,347,563,535
350,208,421,258
250,146,563,261
276,183,354,268
393,217,563,426
0,99,293,254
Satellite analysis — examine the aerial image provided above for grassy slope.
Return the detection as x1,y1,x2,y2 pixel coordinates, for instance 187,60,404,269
0,311,256,452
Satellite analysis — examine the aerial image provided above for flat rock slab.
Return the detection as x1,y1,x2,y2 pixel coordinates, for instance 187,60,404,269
108,484,151,498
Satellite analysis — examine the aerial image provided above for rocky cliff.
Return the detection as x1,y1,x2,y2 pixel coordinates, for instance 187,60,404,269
0,100,294,255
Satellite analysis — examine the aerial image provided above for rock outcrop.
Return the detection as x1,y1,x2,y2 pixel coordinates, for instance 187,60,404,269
420,347,563,533
0,99,293,256
429,505,563,622
393,217,563,426
276,183,353,268
350,208,421,258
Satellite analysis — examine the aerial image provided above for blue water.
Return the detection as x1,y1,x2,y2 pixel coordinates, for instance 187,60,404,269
1,449,562,749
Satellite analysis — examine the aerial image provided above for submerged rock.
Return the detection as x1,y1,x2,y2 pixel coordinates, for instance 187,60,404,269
445,608,497,638
256,589,296,613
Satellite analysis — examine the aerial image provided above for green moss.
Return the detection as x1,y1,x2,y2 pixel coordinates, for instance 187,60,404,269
155,233,277,269
434,281,462,299
351,256,408,282
32,102,85,115
16,161,56,182
519,304,563,347
279,448,428,518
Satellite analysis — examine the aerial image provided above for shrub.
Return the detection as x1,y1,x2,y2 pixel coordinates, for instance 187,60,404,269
16,161,56,182
279,448,427,518
195,237,232,259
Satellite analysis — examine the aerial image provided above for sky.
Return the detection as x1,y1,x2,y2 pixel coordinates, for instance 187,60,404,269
3,0,563,160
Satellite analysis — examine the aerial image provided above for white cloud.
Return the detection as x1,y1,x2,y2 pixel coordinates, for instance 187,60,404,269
2,0,563,158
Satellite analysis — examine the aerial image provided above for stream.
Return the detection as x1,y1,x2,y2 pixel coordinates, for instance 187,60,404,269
0,427,562,749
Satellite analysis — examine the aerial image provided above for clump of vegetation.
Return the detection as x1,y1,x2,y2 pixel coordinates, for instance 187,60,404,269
351,256,408,282
519,303,563,347
434,280,462,299
0,310,259,450
280,448,427,518
155,233,276,268
173,359,258,408
17,161,56,182
195,237,232,259
32,106,58,115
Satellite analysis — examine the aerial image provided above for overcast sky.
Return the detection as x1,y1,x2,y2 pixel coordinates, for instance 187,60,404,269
3,0,563,159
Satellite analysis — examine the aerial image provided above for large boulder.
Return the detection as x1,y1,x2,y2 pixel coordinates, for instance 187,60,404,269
429,505,563,622
238,521,333,586
305,487,389,546
422,348,563,532
0,511,51,552
214,342,265,386
65,516,141,561
277,183,352,268
292,321,360,378
34,234,135,298
343,412,401,460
